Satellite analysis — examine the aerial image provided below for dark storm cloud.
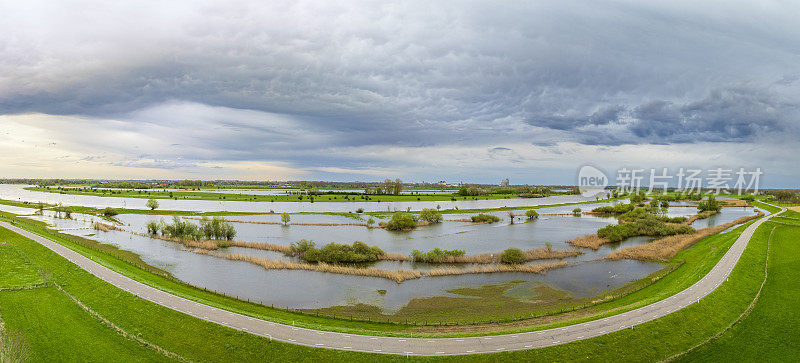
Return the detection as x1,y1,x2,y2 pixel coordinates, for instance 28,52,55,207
1,0,799,180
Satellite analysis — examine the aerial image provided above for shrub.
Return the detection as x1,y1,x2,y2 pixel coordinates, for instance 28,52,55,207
150,216,236,241
500,248,525,264
385,212,419,230
293,240,385,263
572,208,582,216
410,248,465,262
471,213,500,223
366,217,375,226
698,196,722,212
146,221,160,235
290,239,316,255
591,203,635,214
597,214,695,242
102,207,118,217
356,208,364,213
418,208,443,223
199,217,237,240
525,209,539,220
281,212,291,225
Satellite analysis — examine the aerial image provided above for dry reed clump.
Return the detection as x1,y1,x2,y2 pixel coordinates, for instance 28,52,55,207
377,247,582,264
446,218,473,222
220,252,423,283
228,240,293,254
669,199,749,208
425,261,568,277
683,210,720,225
606,212,764,261
92,222,117,232
136,232,221,250
567,234,611,250
379,252,411,261
524,246,583,260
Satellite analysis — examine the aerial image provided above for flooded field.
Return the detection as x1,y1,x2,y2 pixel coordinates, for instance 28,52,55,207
0,184,602,213
0,195,763,313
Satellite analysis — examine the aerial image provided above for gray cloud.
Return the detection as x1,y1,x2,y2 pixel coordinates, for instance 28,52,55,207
1,0,799,183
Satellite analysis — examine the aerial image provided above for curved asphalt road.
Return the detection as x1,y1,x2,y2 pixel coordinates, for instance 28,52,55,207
0,206,782,356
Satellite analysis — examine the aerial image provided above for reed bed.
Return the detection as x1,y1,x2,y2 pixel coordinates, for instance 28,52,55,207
524,246,583,260
425,261,568,277
377,247,582,264
446,218,473,222
195,251,569,283
683,210,719,225
228,240,293,254
182,216,369,227
136,232,221,250
213,252,423,283
606,212,764,261
669,199,749,208
567,234,611,250
379,252,411,261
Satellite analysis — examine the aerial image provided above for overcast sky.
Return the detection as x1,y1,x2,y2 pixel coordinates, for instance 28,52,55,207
1,1,798,186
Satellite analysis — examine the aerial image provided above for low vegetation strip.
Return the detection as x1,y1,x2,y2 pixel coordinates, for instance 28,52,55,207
684,210,719,225
424,261,568,277
567,234,611,250
607,212,764,261
183,216,371,227
202,251,568,283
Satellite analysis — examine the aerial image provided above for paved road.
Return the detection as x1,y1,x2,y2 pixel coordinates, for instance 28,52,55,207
0,207,782,356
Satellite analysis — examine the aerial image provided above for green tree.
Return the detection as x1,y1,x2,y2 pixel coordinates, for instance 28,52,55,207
393,178,403,195
525,209,539,220
146,198,159,210
281,212,291,225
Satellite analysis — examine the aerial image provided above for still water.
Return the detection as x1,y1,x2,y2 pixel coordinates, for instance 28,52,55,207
1,197,761,312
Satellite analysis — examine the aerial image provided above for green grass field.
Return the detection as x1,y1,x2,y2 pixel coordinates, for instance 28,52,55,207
0,287,171,362
0,245,42,289
677,210,800,361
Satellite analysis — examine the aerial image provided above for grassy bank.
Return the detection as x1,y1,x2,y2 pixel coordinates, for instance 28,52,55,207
676,211,800,361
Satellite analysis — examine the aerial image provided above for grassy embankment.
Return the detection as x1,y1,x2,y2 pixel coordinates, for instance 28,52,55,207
0,205,789,361
675,208,800,361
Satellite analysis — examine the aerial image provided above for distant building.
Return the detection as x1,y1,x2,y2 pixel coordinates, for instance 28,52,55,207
500,178,509,187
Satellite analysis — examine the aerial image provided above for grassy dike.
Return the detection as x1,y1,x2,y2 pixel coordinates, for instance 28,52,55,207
676,209,800,361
